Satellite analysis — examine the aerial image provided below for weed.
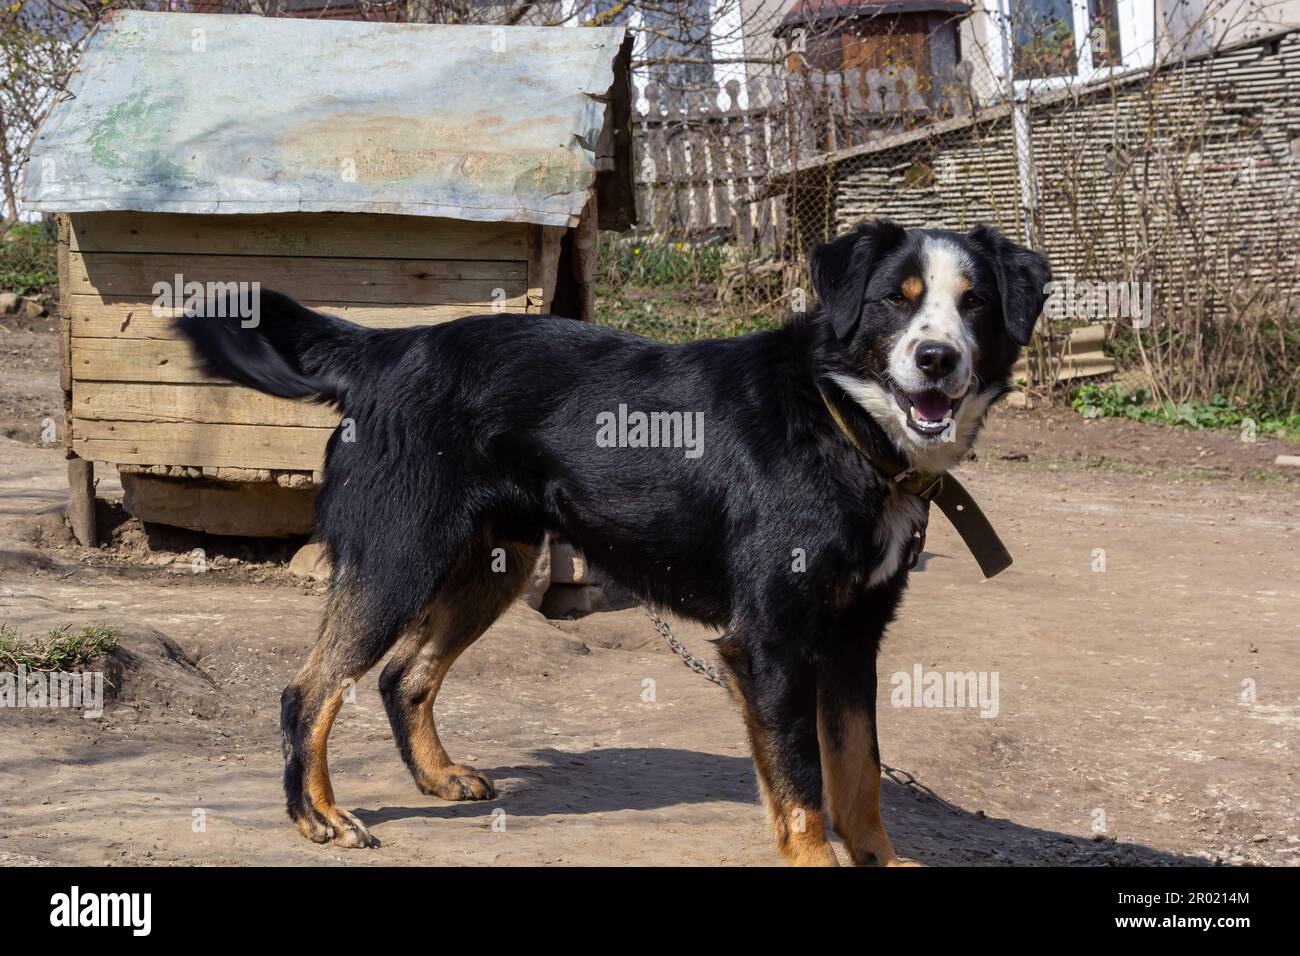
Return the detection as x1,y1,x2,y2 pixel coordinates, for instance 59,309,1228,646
0,623,120,673
1071,384,1299,442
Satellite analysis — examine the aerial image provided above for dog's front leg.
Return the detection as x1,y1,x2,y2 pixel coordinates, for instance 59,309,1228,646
815,640,909,866
717,637,838,867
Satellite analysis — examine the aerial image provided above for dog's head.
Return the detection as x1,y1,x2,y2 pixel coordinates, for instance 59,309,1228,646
812,219,1050,471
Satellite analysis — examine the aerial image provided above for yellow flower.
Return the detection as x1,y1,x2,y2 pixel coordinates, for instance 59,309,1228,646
633,248,640,255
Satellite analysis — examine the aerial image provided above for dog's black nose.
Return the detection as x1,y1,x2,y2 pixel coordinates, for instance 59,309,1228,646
915,340,959,378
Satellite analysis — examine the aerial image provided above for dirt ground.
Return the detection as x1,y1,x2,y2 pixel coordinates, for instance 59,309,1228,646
0,317,1296,866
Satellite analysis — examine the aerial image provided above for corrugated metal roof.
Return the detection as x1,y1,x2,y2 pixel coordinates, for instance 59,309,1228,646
21,11,631,228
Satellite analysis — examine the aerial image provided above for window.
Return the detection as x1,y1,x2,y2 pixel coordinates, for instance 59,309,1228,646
985,0,1156,91
1013,0,1079,79
1088,0,1124,67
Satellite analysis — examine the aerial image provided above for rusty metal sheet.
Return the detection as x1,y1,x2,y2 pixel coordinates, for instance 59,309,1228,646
21,12,628,228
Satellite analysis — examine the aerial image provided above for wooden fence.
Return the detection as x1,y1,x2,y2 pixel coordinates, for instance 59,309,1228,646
632,80,788,251
629,63,976,253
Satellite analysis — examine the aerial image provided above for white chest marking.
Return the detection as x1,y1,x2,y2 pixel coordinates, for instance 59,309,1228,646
866,491,927,587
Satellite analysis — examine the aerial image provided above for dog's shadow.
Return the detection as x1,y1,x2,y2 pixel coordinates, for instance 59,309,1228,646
355,746,1209,865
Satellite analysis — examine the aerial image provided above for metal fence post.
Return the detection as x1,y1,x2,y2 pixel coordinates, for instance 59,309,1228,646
996,0,1041,249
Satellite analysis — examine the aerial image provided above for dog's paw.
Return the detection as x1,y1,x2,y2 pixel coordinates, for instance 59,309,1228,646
292,805,336,845
328,807,381,848
418,764,496,801
293,804,380,848
330,811,379,848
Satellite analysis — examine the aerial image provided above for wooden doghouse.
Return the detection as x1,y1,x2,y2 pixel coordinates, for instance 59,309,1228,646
21,11,633,542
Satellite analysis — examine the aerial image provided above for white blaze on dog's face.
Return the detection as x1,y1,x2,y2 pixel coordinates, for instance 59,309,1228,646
883,237,977,432
813,221,1050,474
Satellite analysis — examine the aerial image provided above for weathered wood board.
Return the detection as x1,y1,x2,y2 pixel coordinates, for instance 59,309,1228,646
69,251,525,305
68,295,494,340
66,210,544,476
1013,324,1116,384
72,419,333,471
120,473,316,537
73,382,338,428
69,211,529,260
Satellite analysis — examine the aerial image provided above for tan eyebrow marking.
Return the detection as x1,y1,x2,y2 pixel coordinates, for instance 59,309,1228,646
901,276,924,302
958,276,972,293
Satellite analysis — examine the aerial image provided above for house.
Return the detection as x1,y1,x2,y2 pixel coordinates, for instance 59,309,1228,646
20,10,634,542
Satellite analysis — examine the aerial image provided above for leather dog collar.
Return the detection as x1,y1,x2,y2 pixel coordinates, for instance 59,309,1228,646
818,384,1013,579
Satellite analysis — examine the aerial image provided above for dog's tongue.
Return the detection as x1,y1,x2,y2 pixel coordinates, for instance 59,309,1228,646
911,390,953,422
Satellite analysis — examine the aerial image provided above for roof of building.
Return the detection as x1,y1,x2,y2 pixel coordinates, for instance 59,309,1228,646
21,11,634,228
777,0,971,33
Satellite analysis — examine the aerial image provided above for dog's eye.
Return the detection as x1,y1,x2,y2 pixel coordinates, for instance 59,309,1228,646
961,292,985,310
885,291,908,306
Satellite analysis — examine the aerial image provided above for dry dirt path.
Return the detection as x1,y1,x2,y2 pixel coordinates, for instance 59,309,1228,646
0,428,1296,866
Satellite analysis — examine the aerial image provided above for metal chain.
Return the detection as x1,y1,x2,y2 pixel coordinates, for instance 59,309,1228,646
644,603,962,815
879,763,964,816
643,604,727,686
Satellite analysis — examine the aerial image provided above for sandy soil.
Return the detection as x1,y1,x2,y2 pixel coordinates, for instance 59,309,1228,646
0,320,1296,866
0,308,60,446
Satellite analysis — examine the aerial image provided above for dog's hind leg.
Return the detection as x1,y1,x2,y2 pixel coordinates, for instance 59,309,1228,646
379,533,540,801
281,579,405,849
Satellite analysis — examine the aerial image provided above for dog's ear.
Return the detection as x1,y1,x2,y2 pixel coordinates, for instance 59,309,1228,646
967,225,1051,346
811,219,906,339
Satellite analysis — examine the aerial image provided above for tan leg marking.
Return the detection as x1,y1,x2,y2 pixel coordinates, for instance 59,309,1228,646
403,649,495,800
293,595,381,848
772,801,840,867
389,536,538,801
817,706,914,866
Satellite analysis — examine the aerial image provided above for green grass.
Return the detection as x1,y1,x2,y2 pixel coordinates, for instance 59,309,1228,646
0,221,59,296
594,235,785,342
1071,384,1300,443
598,237,727,289
0,623,119,673
596,285,778,343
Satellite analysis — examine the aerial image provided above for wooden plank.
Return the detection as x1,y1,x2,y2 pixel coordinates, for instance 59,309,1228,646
68,251,526,305
1055,356,1117,380
72,419,332,471
120,473,315,537
73,382,339,428
74,339,227,384
67,294,496,340
57,214,73,453
573,195,598,323
1012,324,1114,379
67,458,96,546
526,225,565,313
69,211,529,260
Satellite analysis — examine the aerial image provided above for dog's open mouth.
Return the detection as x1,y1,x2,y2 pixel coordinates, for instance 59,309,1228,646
891,385,964,436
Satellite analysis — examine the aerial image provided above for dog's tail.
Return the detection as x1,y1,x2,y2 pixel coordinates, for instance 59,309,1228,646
174,290,366,406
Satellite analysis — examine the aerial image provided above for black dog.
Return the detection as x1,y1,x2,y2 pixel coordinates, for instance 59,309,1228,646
177,219,1049,865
